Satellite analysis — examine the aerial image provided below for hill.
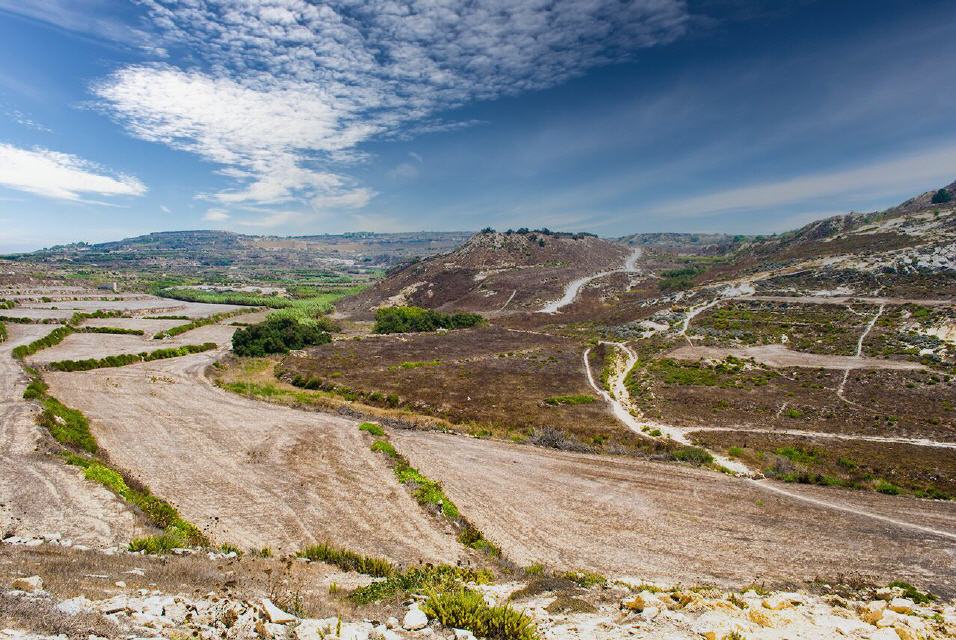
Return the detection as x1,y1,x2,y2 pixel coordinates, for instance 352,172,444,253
337,228,631,316
6,230,473,279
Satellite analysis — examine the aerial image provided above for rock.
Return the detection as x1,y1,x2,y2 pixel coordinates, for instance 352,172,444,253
641,606,660,621
867,629,900,640
861,600,887,624
452,629,476,640
748,607,775,628
403,607,428,631
99,595,129,614
261,597,297,624
887,597,914,614
875,610,902,628
114,580,126,588
11,576,43,593
385,616,400,630
56,596,93,615
296,618,342,640
691,610,747,640
762,592,802,610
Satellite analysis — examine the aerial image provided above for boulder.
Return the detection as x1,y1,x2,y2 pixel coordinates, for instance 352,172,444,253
403,607,428,631
887,598,914,614
56,596,93,615
691,610,748,640
11,576,43,592
867,629,900,640
452,629,477,640
861,600,887,624
761,592,802,610
261,598,296,624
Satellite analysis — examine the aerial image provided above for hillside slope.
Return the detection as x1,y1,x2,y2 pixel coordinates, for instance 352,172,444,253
338,229,630,316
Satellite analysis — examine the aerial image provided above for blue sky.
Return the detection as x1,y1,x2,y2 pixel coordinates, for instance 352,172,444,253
0,0,954,252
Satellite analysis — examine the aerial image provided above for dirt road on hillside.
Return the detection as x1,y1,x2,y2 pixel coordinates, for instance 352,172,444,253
667,343,925,371
392,429,956,596
46,351,463,564
0,324,138,546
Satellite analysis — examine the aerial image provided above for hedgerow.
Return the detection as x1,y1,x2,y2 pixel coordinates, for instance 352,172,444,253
373,306,484,334
361,424,500,557
11,326,75,359
48,343,217,372
80,326,144,335
154,307,260,339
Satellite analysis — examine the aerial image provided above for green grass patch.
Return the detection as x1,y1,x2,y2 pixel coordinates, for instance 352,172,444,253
874,479,901,495
886,580,935,604
392,359,441,370
543,394,596,406
562,570,606,588
358,422,385,437
422,588,539,640
349,565,493,605
298,543,395,577
671,446,714,465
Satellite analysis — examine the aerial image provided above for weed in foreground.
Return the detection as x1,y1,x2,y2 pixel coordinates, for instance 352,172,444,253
298,543,395,577
421,588,539,640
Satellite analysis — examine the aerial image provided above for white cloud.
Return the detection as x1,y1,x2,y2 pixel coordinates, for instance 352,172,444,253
160,205,171,213
236,211,299,228
0,143,146,201
387,162,419,180
647,143,956,219
203,208,229,221
93,0,688,222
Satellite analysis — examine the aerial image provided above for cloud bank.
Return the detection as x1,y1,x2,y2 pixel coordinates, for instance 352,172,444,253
94,0,689,220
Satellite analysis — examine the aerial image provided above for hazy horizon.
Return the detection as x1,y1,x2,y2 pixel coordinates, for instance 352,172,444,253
1,0,955,252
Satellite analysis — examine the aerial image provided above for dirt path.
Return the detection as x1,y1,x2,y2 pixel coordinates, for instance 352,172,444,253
45,350,463,564
686,426,956,449
583,342,750,474
539,248,642,314
392,429,956,596
837,304,885,402
667,342,922,371
0,324,138,546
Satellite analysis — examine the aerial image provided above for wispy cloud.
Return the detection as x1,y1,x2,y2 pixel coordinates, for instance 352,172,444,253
93,0,689,223
0,143,146,201
202,208,229,221
645,143,956,219
0,0,152,48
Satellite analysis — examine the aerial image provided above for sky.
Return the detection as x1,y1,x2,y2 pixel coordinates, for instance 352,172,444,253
0,0,954,252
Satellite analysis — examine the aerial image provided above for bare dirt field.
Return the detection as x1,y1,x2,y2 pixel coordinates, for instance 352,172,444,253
27,323,237,366
45,350,463,565
0,324,138,546
392,429,956,596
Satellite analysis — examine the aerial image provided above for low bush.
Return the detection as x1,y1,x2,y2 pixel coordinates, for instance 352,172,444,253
562,570,606,588
39,396,97,453
671,446,714,465
349,565,493,605
129,526,192,554
232,317,331,356
298,543,395,577
875,479,901,495
373,306,484,334
543,394,595,406
421,588,539,640
80,326,144,335
358,422,385,437
887,580,935,604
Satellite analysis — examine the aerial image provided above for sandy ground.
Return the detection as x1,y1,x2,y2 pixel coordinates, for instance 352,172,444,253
0,324,138,546
392,429,956,596
27,324,238,366
667,343,925,370
45,350,463,564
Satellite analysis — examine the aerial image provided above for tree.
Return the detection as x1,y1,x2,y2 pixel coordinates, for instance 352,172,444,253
931,188,952,204
232,317,331,356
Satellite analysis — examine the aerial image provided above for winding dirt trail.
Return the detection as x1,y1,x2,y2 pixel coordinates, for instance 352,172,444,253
0,324,138,546
45,350,463,564
583,341,750,474
539,248,642,313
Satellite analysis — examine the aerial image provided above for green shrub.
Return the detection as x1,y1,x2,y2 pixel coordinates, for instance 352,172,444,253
543,394,595,406
232,317,331,356
886,580,936,604
349,565,493,605
359,422,385,437
298,543,395,577
931,188,952,204
671,446,714,465
129,526,191,554
373,306,484,334
875,479,901,495
422,588,539,640
39,396,97,453
48,343,216,372
0,321,6,343
562,570,606,588
370,439,398,457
